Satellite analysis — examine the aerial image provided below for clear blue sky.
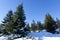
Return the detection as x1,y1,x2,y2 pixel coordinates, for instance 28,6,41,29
0,0,60,24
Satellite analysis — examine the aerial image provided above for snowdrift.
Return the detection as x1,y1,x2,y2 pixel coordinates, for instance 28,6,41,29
0,36,8,40
30,30,60,37
1,30,60,40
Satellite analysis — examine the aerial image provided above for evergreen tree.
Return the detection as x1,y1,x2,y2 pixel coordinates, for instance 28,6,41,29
25,23,30,32
0,24,3,33
56,18,60,33
2,10,13,35
56,18,60,29
36,21,43,32
13,4,28,37
30,20,36,32
44,13,57,33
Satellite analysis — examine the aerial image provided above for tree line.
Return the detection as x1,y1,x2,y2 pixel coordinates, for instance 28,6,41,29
29,13,60,34
0,4,60,38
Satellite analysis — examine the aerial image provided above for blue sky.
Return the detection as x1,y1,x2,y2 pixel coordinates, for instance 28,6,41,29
0,0,60,24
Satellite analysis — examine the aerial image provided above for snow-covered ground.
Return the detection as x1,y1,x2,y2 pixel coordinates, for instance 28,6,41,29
43,37,60,40
1,30,60,40
0,36,8,40
29,30,60,40
30,30,60,37
14,30,60,40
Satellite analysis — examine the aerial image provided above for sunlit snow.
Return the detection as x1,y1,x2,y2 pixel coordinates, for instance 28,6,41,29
1,30,60,40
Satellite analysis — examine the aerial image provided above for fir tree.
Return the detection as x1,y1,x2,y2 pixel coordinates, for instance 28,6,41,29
25,23,30,32
56,18,60,33
44,13,57,33
2,10,13,35
13,4,28,37
56,18,60,29
30,20,36,32
0,24,3,33
36,21,43,32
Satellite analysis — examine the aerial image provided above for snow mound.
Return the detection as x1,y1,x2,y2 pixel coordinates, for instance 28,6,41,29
30,30,60,37
0,36,8,40
43,37,60,40
1,30,60,40
14,30,60,40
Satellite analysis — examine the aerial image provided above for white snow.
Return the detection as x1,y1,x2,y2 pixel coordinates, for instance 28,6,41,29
56,28,60,33
30,30,60,37
14,38,23,40
0,36,8,40
43,37,60,40
29,30,60,40
1,30,60,40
